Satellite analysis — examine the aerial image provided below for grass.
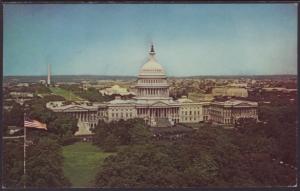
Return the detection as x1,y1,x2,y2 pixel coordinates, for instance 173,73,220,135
62,142,114,187
49,87,83,101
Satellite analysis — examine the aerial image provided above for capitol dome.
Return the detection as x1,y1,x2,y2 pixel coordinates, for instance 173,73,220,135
139,45,166,77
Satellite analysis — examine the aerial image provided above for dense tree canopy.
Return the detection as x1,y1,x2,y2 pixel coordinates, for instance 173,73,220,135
92,119,152,152
25,137,71,187
94,120,296,188
35,84,52,94
76,87,113,102
3,137,71,188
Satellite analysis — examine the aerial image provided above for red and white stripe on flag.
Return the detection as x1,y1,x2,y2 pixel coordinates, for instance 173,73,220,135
24,118,47,130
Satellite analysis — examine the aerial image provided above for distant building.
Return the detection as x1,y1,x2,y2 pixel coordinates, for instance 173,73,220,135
177,96,203,123
262,87,297,93
227,83,248,88
209,99,258,125
99,84,135,96
16,83,29,87
10,92,34,98
39,80,46,85
212,87,248,97
46,101,99,129
81,82,107,91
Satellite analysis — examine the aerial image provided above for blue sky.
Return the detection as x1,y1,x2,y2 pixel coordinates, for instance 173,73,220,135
4,4,297,76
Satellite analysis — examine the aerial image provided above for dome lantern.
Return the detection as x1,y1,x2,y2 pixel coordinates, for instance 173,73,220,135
139,44,166,77
150,44,155,55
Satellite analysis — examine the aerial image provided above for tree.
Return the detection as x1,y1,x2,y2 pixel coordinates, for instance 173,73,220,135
48,114,78,138
101,134,120,152
94,123,297,188
3,140,24,188
3,137,71,188
25,137,71,187
93,119,152,150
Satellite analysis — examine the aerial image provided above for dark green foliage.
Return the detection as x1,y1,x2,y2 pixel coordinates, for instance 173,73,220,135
25,137,71,187
93,119,152,151
3,137,71,188
94,143,219,188
48,115,78,138
77,88,113,102
43,94,66,102
61,136,81,146
101,134,120,152
258,104,297,166
35,85,51,94
3,140,24,188
94,121,296,187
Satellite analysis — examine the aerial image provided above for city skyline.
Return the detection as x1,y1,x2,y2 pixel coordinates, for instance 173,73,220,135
4,4,297,76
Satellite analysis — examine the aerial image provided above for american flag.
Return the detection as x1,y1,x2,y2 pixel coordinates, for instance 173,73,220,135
24,117,47,130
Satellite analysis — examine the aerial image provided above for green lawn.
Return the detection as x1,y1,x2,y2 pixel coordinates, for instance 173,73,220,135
50,87,83,101
62,142,114,187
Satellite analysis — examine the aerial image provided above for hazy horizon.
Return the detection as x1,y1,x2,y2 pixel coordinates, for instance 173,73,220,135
4,4,297,76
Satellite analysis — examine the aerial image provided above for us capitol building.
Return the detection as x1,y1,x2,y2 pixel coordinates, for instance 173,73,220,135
46,45,258,132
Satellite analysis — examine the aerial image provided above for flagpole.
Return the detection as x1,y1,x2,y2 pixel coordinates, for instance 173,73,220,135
23,113,26,188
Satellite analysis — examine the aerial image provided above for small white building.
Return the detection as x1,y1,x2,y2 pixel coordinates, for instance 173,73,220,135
212,87,248,97
99,84,135,96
